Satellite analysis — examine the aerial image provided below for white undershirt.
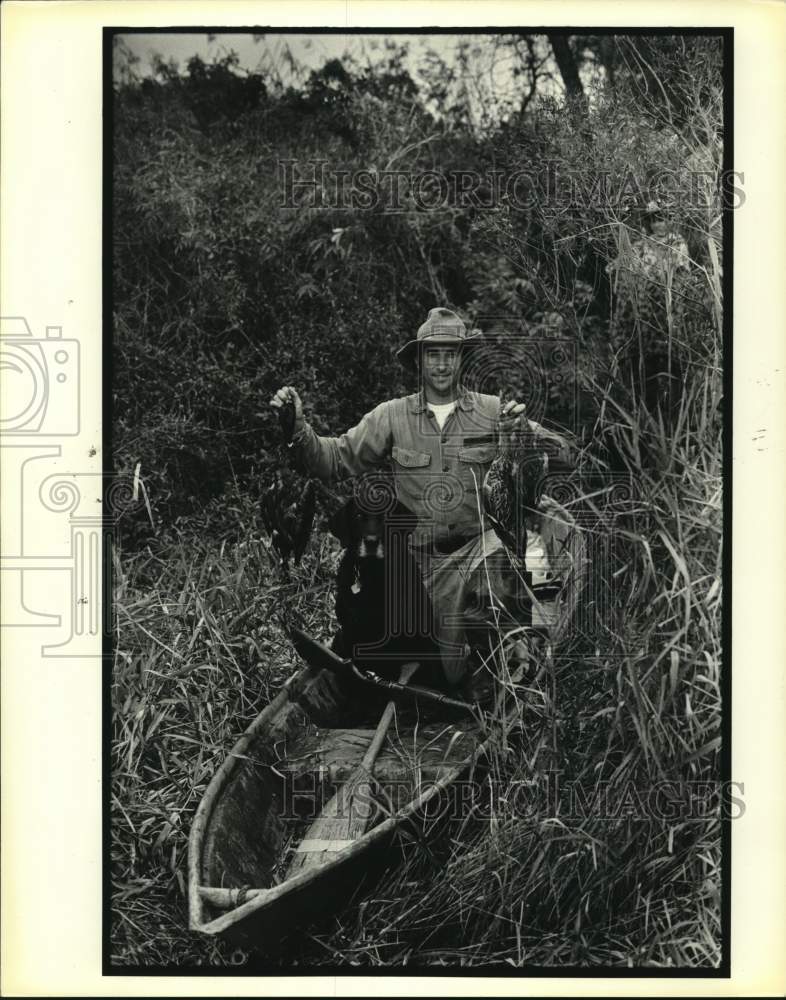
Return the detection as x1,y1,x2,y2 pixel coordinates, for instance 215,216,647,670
428,401,456,429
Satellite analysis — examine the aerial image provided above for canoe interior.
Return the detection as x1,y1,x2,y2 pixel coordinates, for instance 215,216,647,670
200,677,481,887
193,667,491,945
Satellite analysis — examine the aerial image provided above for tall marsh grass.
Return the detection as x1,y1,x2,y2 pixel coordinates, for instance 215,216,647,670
112,323,723,967
111,37,725,967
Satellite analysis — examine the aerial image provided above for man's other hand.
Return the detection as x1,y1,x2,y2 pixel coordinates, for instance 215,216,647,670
500,399,526,428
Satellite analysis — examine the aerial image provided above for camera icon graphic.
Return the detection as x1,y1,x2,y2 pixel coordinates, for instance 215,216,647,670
0,316,80,435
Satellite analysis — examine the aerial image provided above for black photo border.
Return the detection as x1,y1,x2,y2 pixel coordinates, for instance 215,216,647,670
102,24,733,979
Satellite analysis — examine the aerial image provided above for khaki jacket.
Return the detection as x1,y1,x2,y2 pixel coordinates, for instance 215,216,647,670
292,385,570,549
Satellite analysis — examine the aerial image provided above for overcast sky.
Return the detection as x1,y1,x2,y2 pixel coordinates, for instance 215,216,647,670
123,32,351,74
120,32,467,82
115,32,559,123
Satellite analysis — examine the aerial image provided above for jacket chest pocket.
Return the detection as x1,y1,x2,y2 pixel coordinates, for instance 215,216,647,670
392,446,432,496
458,444,496,493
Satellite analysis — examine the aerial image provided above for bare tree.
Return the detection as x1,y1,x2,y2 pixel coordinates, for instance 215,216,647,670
547,34,585,99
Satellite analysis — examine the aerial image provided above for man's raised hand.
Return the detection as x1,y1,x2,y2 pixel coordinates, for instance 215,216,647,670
270,386,305,441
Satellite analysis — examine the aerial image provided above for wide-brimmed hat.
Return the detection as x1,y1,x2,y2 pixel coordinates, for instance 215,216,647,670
396,307,483,368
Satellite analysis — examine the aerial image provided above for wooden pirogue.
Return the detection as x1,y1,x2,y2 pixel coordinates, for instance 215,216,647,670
188,498,587,949
187,647,520,949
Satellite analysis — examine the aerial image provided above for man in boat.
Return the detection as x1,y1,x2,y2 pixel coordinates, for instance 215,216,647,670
270,308,575,689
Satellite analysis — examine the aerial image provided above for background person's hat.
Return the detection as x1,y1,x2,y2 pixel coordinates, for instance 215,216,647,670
396,307,483,368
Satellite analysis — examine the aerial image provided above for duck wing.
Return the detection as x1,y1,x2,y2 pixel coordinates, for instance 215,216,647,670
292,479,317,564
482,415,519,551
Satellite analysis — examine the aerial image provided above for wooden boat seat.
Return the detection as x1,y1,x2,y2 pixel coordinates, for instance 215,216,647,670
273,722,479,787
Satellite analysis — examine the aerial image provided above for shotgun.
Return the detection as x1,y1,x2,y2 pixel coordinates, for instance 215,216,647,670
287,625,479,715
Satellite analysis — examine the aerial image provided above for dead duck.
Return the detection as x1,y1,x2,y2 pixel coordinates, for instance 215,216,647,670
482,415,548,561
259,397,317,567
261,474,317,567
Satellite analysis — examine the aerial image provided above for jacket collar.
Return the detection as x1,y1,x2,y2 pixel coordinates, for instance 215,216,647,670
408,384,475,414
